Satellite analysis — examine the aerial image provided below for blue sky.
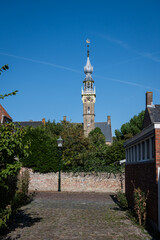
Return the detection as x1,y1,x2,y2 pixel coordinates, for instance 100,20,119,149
1,0,160,135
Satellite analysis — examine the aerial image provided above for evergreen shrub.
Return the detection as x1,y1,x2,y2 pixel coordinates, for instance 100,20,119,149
0,122,29,229
116,190,128,209
22,127,59,173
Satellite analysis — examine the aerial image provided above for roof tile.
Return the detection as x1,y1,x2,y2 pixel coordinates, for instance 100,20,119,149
0,104,12,121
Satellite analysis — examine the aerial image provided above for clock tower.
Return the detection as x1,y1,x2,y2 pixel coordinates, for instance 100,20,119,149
82,40,96,136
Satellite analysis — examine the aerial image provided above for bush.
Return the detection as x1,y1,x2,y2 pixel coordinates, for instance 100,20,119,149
134,187,148,226
22,127,59,173
12,168,31,209
0,169,32,231
0,122,29,229
116,190,128,209
0,205,12,229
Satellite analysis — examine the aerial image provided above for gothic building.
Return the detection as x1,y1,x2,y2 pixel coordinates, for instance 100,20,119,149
81,41,112,144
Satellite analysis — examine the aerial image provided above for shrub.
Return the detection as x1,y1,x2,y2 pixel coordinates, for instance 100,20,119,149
22,127,59,173
0,122,29,229
12,168,31,209
0,205,12,229
116,190,128,209
133,187,148,226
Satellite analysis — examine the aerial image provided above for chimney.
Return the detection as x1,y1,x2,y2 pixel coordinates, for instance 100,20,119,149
107,116,111,125
63,116,66,122
42,118,45,125
146,92,153,107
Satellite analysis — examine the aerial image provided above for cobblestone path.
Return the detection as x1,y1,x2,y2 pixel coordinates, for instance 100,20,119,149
1,192,152,240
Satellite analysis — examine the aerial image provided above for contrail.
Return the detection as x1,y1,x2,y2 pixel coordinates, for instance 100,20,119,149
0,52,81,73
96,56,143,71
1,51,159,92
94,74,160,93
91,32,160,63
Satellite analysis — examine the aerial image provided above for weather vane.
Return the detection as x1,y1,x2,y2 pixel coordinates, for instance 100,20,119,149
86,39,90,57
86,39,90,44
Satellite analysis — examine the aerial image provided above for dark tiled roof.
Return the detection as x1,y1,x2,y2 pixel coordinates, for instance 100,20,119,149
13,121,42,128
0,104,12,121
95,122,112,142
148,105,160,123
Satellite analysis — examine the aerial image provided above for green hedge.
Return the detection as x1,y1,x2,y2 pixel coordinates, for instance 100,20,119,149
22,127,59,173
0,122,29,229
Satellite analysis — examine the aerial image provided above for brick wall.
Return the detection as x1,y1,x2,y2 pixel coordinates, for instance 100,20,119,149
21,168,124,193
155,129,160,180
125,162,157,225
155,128,160,228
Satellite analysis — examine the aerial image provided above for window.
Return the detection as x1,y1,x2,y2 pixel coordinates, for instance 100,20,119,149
128,149,130,162
152,137,155,158
88,122,90,127
135,145,137,161
147,139,150,159
87,107,90,114
132,147,134,162
129,148,132,162
126,149,128,162
138,143,141,160
142,141,145,160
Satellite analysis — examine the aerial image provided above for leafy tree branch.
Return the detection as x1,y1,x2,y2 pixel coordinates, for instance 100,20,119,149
0,65,18,99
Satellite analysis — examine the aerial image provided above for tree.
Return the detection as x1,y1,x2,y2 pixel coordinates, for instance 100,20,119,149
0,65,18,99
21,126,59,173
42,120,64,138
107,110,145,167
61,122,90,170
0,122,29,228
89,127,106,146
0,65,28,229
82,128,108,171
104,140,125,164
115,111,145,140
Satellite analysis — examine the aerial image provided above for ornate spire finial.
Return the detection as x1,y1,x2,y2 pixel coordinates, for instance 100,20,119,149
86,39,90,57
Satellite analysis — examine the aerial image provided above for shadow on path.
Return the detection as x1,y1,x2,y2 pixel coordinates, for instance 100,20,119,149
0,209,42,240
110,194,160,240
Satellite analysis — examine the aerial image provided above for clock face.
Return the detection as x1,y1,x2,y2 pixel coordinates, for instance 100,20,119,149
82,96,95,103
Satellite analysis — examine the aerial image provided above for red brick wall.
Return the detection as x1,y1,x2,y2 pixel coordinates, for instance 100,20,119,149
125,162,157,225
155,129,160,180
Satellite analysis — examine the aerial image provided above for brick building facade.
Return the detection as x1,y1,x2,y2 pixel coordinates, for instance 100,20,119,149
124,92,160,230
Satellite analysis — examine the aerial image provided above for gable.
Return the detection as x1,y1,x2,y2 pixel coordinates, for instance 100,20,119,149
0,104,12,123
148,105,160,122
142,108,152,129
142,105,160,129
95,122,112,142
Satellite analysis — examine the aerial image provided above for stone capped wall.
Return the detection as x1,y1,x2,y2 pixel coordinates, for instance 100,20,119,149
21,168,124,192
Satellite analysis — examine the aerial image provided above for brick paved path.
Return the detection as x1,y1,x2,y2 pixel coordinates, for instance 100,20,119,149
1,192,151,240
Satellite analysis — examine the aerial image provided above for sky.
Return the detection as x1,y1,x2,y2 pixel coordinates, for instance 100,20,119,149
0,0,160,135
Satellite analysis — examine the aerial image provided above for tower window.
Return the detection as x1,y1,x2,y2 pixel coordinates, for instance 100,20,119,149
88,107,90,114
88,122,90,127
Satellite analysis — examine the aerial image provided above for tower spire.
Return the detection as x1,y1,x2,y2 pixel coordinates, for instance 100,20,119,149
82,39,96,137
84,39,93,81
